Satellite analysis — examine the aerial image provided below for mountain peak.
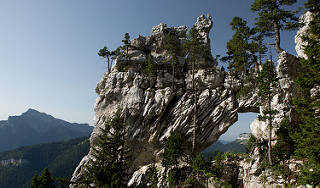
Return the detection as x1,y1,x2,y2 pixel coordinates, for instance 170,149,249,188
0,109,93,152
24,108,45,115
26,108,39,113
235,133,252,145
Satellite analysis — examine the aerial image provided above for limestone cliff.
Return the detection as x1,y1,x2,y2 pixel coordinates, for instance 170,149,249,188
72,14,306,187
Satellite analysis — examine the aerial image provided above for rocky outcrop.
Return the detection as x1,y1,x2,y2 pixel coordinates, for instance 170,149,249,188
295,11,312,59
72,14,306,187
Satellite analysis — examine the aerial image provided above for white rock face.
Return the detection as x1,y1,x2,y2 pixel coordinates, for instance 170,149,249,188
295,11,312,59
72,15,305,187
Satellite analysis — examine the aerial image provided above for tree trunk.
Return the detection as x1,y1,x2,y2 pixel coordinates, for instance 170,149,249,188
172,61,175,90
192,60,196,157
273,21,284,54
107,57,111,73
268,101,273,166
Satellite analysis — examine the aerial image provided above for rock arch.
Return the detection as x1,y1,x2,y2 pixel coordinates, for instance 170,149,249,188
71,15,304,185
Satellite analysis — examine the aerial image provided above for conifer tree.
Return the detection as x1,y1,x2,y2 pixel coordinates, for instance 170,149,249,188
250,0,300,53
164,31,179,89
293,1,320,185
31,168,56,188
98,46,121,73
256,60,278,165
142,54,155,78
162,132,183,168
192,153,207,177
122,33,131,63
183,25,206,156
83,108,128,187
222,17,266,74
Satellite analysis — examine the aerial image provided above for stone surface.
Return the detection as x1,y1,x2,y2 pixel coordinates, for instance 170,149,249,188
295,11,312,59
72,14,307,187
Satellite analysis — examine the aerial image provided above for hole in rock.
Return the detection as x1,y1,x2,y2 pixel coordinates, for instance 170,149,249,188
202,112,258,160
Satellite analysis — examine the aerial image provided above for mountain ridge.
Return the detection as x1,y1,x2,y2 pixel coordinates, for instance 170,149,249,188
0,108,93,152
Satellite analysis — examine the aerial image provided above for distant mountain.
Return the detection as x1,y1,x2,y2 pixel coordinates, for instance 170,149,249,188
0,108,93,152
0,136,90,188
202,133,252,161
234,132,252,145
202,140,225,153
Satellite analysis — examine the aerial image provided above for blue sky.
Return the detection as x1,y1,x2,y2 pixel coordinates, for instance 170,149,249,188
0,0,306,141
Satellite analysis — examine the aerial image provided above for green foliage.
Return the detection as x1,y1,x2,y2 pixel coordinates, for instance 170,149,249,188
142,54,155,77
183,25,207,66
183,25,207,155
146,162,158,188
271,163,293,183
256,60,278,106
165,31,179,56
256,60,278,165
299,160,320,186
164,31,180,89
98,46,121,73
212,152,224,177
162,132,183,168
0,137,90,188
31,168,55,188
121,32,132,61
167,167,182,187
116,64,129,72
247,135,256,153
122,33,131,47
292,2,320,185
236,74,257,99
221,17,266,74
192,154,207,176
250,0,300,53
83,108,128,187
272,117,296,161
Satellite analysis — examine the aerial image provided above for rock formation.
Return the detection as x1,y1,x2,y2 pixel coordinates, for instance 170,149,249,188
72,13,307,187
295,11,312,59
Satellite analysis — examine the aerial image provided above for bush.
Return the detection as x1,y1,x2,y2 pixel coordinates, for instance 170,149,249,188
146,163,158,188
168,167,184,186
116,64,129,72
192,154,207,176
247,135,256,153
272,117,295,161
142,54,155,77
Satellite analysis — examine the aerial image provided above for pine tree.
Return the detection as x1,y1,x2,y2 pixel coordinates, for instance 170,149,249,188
164,31,179,89
222,17,266,74
192,153,207,177
162,132,183,168
183,25,206,156
256,60,278,165
292,1,320,185
98,46,121,73
142,54,155,78
83,108,128,187
31,174,41,188
31,168,56,188
122,33,131,63
250,0,301,53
